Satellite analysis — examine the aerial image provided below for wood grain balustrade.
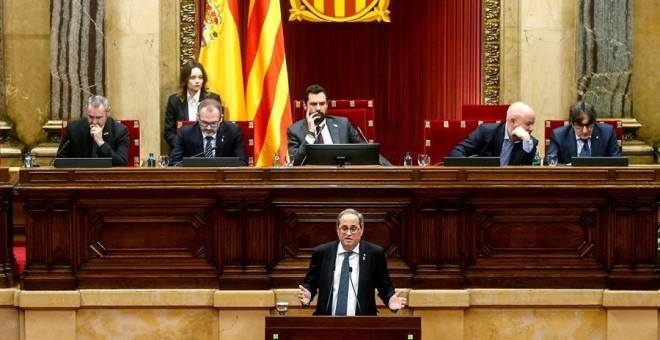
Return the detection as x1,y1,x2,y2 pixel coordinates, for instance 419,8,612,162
10,166,660,290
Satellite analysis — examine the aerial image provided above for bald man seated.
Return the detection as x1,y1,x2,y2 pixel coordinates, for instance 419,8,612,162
449,102,539,166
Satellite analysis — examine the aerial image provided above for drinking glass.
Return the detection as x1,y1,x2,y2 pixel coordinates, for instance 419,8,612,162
276,302,288,316
158,155,170,167
547,154,558,166
417,154,429,166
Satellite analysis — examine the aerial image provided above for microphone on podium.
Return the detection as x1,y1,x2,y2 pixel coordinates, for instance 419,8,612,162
326,265,336,314
348,267,362,315
356,127,370,144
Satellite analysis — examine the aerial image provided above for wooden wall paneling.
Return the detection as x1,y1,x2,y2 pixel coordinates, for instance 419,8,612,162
21,195,76,290
463,190,609,288
608,192,659,290
0,168,14,288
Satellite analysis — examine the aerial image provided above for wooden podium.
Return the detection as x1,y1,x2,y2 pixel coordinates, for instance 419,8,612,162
265,316,421,340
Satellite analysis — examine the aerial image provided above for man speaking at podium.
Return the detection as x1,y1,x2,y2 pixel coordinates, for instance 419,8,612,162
298,209,406,315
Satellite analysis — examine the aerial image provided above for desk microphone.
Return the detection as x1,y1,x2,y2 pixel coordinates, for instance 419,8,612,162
326,265,336,315
348,267,362,315
50,140,71,166
171,147,217,167
356,127,370,144
191,146,217,158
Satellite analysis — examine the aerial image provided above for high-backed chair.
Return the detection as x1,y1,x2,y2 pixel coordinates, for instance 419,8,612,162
293,99,375,143
176,120,255,166
462,104,509,120
62,119,141,167
544,119,623,152
424,119,502,165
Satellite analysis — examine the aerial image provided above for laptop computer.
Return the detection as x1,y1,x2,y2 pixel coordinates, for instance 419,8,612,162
443,156,501,167
570,157,629,167
182,157,242,167
53,158,113,168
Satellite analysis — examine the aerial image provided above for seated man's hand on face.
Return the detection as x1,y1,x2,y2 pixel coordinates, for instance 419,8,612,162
90,124,105,145
511,126,531,142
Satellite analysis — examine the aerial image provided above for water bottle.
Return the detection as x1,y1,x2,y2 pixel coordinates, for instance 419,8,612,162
403,151,412,166
147,153,156,167
273,152,281,167
24,151,33,168
532,151,542,166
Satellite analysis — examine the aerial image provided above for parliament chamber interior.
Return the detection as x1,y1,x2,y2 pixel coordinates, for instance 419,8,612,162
1,1,659,339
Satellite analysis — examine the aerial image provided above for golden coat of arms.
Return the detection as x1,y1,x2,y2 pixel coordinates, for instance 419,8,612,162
289,0,391,22
202,0,226,46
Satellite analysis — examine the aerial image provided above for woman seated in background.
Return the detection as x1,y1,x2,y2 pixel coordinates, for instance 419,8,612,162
163,60,220,150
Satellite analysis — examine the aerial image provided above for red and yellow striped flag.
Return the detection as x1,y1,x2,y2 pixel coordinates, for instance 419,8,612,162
245,0,293,166
199,0,246,121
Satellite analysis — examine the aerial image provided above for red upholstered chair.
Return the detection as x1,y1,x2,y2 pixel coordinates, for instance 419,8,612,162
62,119,141,167
176,120,255,166
462,104,509,120
424,119,502,165
293,99,375,142
544,119,623,152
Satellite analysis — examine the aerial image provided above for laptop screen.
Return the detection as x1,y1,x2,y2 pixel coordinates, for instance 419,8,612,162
443,157,500,167
182,157,242,167
570,157,628,167
53,158,113,168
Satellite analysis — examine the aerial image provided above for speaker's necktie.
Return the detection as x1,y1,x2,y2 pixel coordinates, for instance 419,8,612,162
579,139,590,157
334,252,351,315
204,136,214,157
316,125,325,144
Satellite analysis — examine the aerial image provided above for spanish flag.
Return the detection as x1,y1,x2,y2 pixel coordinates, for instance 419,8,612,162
199,0,246,121
245,0,293,166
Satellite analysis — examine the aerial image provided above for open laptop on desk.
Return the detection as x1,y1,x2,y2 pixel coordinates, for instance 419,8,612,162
182,157,242,167
443,156,500,167
570,157,629,166
53,158,113,168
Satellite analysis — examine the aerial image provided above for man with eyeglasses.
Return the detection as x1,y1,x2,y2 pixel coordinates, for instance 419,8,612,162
57,95,129,166
169,98,247,166
545,101,620,165
297,208,406,316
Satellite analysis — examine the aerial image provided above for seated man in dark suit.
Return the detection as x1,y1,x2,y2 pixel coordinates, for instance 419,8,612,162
449,102,539,165
545,101,621,165
57,95,129,166
287,84,390,165
169,98,247,166
298,208,406,316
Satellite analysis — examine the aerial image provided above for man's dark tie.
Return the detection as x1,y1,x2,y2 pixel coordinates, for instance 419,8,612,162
579,139,590,157
204,136,214,157
335,252,351,315
316,126,325,144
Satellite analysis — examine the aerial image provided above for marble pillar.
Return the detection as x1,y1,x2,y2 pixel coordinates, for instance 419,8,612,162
577,0,654,163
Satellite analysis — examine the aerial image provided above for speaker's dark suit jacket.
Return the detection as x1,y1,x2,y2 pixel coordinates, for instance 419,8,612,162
168,121,247,166
58,117,129,166
163,91,221,149
448,122,538,165
546,123,620,164
301,240,396,316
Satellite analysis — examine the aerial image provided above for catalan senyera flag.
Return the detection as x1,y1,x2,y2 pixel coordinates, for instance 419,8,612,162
199,0,246,121
245,0,293,166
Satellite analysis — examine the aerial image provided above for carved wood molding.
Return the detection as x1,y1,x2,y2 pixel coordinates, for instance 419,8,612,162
179,0,197,66
482,0,501,104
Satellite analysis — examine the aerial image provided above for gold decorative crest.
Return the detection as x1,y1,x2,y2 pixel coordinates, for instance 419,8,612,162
289,0,391,23
201,0,226,46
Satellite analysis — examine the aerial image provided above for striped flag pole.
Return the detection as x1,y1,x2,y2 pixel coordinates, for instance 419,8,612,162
245,0,293,166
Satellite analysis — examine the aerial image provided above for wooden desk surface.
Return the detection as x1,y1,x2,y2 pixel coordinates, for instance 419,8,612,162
13,166,660,290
